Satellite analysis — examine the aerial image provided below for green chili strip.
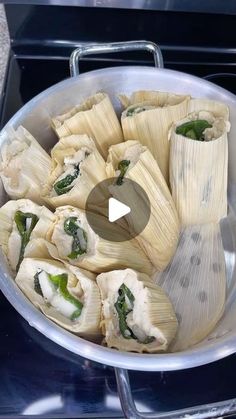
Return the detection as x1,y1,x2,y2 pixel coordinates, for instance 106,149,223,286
14,211,39,272
64,217,87,259
126,106,152,117
54,164,80,196
35,271,83,320
176,120,212,141
116,160,130,185
34,271,43,296
114,283,155,343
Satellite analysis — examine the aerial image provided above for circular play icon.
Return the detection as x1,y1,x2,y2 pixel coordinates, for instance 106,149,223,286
85,177,151,242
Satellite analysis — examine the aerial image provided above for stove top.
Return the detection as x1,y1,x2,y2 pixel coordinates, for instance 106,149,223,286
2,3,236,418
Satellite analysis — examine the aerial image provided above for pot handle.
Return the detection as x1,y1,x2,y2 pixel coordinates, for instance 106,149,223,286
69,40,164,77
115,368,236,418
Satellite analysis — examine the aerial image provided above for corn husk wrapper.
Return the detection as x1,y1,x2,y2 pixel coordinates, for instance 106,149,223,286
106,140,180,271
97,268,178,353
42,134,108,210
44,205,153,275
51,93,123,159
170,104,229,225
155,223,226,351
0,126,51,205
15,258,101,337
0,199,54,274
119,90,190,181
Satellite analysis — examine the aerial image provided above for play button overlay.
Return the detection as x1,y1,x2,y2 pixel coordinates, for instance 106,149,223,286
85,177,151,242
108,198,131,222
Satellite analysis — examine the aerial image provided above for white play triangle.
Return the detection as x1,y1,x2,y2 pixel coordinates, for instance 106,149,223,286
108,197,131,222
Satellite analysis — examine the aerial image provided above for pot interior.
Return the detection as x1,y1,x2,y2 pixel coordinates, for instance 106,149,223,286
1,66,236,371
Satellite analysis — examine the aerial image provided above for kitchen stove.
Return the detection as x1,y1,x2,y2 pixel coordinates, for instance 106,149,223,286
2,3,236,418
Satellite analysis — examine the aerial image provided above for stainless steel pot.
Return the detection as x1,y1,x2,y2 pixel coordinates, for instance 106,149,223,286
1,40,236,372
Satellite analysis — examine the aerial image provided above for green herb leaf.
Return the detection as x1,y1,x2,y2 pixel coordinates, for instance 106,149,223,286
48,272,83,319
14,211,39,272
34,271,43,296
116,160,130,185
64,217,87,259
176,120,212,141
54,164,80,196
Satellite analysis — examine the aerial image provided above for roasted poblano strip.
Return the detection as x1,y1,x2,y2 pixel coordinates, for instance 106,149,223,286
14,210,39,271
34,270,83,319
97,269,178,353
54,164,80,195
64,217,87,259
115,283,155,343
176,120,212,141
116,160,130,185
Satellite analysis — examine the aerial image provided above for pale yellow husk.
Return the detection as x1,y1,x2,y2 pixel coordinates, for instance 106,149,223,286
119,90,190,181
44,205,153,275
106,140,180,271
0,126,51,205
42,134,108,210
15,258,101,337
155,223,226,351
170,105,229,225
97,268,178,353
0,199,54,273
51,92,123,158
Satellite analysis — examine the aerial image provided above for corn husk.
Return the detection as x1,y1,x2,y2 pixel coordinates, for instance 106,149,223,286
0,126,51,205
119,90,190,181
15,258,101,337
155,223,226,351
97,268,178,353
42,134,108,210
44,205,153,275
0,199,54,274
170,103,229,225
106,140,180,271
51,93,123,159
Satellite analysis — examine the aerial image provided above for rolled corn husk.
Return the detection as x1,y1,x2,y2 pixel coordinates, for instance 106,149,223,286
44,205,153,275
42,134,108,210
15,258,101,337
97,268,178,353
119,90,190,181
106,140,180,271
51,92,123,159
0,126,51,205
170,101,230,225
0,199,54,274
155,223,226,351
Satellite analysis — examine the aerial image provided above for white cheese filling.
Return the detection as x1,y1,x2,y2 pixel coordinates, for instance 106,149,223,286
37,270,81,319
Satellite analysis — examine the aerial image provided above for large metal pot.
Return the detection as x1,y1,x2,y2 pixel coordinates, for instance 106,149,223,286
1,41,236,372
